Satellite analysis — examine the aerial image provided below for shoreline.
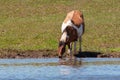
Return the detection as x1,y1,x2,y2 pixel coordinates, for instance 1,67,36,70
0,49,120,58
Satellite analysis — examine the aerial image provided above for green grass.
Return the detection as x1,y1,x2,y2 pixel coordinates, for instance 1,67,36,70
0,0,120,54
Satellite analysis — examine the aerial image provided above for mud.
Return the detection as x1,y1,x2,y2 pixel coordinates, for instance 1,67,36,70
0,49,120,58
0,49,57,58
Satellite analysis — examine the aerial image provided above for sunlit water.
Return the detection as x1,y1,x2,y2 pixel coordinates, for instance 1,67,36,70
0,58,120,80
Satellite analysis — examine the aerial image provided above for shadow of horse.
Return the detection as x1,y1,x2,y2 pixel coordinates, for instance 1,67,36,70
74,51,102,58
59,51,102,66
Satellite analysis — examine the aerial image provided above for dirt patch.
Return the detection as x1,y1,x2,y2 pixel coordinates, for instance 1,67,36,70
98,52,120,58
0,49,57,58
0,49,120,58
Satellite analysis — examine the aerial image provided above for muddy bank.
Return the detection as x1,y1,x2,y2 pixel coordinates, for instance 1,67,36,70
0,49,57,58
0,49,120,58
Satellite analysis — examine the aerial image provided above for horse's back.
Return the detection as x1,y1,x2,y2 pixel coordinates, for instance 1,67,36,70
63,10,83,27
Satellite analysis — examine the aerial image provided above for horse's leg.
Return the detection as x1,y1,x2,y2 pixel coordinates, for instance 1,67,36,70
68,43,72,59
79,36,82,52
74,41,77,55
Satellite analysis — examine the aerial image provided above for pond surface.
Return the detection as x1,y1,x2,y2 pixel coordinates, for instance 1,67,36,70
0,58,120,80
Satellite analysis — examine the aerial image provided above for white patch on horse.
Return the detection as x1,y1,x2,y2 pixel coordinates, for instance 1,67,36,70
61,20,73,33
60,32,69,42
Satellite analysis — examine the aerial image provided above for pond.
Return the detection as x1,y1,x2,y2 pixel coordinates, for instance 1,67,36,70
0,58,120,80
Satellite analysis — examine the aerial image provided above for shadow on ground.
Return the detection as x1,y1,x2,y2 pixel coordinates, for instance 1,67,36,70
74,51,102,58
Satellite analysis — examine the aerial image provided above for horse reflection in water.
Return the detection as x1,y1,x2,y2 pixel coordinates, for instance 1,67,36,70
58,58,82,67
58,10,85,60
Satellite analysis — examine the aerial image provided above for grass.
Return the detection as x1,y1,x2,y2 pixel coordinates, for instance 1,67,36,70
0,0,120,54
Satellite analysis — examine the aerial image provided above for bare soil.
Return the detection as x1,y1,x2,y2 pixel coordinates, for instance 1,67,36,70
0,49,57,58
0,49,120,58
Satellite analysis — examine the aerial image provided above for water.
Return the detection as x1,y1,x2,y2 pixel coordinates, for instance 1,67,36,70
0,58,120,80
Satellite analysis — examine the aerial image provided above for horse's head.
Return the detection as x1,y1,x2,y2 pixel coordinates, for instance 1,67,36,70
58,41,66,58
58,30,68,58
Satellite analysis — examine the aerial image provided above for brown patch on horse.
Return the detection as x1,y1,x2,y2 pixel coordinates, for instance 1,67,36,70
64,11,74,23
65,26,78,43
63,10,84,28
72,10,84,27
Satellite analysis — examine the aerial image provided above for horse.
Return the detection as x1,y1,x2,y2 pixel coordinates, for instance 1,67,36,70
58,10,85,59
